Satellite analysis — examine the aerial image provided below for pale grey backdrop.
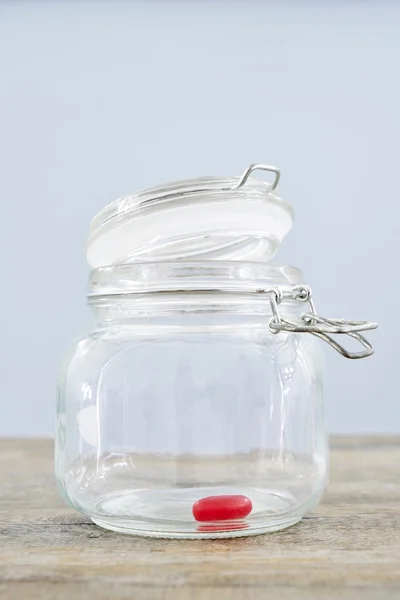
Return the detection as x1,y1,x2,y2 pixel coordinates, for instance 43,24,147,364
0,1,398,436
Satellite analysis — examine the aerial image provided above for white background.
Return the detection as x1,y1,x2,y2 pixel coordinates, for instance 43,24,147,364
0,1,398,436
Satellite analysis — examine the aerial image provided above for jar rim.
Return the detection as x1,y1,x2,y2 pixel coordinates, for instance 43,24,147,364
88,261,304,299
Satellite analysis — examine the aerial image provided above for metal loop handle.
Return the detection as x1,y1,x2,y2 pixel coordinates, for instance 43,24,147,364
268,285,377,359
231,164,281,192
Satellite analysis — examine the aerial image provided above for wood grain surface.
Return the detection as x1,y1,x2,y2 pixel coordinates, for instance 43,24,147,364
0,438,399,599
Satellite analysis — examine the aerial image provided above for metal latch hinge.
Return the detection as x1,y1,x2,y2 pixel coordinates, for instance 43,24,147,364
266,285,377,359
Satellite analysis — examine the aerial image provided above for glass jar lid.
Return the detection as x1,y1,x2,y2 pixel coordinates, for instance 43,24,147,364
87,165,293,268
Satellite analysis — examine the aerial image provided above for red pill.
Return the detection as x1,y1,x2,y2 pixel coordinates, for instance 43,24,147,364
192,494,252,522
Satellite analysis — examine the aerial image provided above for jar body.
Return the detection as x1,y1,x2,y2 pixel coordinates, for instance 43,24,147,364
56,283,328,538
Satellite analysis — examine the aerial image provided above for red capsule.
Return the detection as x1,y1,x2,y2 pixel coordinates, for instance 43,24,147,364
192,494,252,522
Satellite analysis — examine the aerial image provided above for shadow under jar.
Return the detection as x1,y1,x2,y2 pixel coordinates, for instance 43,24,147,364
55,163,376,538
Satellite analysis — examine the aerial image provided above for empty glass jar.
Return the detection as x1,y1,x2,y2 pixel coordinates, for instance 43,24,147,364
56,164,376,538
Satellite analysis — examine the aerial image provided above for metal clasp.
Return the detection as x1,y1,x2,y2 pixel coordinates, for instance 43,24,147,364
268,285,377,359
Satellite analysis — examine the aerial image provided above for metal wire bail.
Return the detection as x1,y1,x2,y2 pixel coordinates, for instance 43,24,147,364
267,285,377,359
231,164,281,192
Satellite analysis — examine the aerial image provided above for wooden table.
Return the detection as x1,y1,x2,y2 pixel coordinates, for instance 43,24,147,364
1,438,399,599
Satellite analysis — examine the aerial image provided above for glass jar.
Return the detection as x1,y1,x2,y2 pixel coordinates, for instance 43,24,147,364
56,164,376,538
